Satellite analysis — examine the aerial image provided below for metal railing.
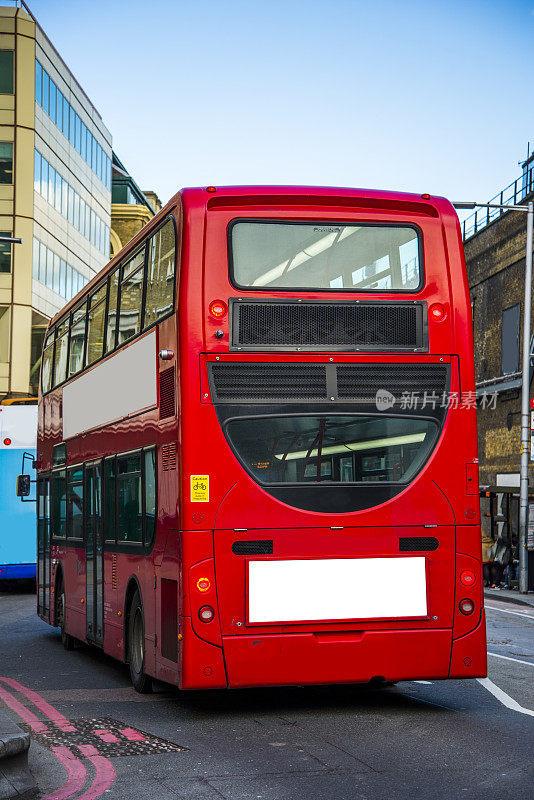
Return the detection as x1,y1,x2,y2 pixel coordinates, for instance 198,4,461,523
462,164,534,240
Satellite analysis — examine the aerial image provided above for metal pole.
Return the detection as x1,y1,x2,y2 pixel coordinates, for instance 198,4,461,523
519,201,533,594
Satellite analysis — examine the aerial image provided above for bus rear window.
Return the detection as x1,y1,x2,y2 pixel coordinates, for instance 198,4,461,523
225,415,438,485
230,221,421,291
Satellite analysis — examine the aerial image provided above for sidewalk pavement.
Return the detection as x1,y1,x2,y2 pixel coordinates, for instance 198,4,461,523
0,708,35,799
484,587,534,608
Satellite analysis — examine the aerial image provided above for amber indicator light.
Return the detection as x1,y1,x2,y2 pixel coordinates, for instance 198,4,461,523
196,577,211,593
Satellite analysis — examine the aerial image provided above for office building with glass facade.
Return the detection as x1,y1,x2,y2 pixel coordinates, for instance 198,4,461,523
0,3,112,397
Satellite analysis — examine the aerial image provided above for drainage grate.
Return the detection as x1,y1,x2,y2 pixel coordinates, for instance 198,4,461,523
231,300,426,351
23,717,187,757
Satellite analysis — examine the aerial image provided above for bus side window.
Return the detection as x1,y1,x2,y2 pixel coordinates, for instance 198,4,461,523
144,447,156,546
69,304,87,378
104,457,116,543
87,284,106,366
105,269,120,354
144,218,176,330
53,319,69,387
117,452,142,543
118,248,145,345
51,469,66,538
41,332,55,394
67,466,84,539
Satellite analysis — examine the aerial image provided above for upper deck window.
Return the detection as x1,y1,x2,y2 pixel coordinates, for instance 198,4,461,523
230,221,422,292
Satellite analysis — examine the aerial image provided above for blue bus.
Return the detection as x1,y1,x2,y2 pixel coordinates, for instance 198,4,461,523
0,402,37,581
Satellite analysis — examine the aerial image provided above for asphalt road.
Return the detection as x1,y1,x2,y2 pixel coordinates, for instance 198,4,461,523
0,586,533,800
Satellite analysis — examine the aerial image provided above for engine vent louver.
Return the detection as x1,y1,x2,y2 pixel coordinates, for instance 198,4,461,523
231,300,426,351
232,540,274,555
159,367,175,419
162,442,177,471
208,362,449,405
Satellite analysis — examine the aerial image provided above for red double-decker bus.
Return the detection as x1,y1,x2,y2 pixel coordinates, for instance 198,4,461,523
36,186,486,691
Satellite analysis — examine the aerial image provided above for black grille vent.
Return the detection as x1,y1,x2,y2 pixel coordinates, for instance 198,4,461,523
210,364,327,402
159,367,175,419
399,536,439,551
162,442,177,470
232,540,274,555
208,362,449,405
337,364,449,403
231,300,425,351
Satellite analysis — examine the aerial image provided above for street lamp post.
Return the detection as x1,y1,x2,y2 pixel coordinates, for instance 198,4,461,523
454,200,534,594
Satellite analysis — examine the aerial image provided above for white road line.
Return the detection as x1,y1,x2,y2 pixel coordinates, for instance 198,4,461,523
485,605,534,621
477,677,534,717
488,652,534,667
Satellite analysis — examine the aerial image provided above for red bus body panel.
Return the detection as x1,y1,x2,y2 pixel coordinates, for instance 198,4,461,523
37,186,486,690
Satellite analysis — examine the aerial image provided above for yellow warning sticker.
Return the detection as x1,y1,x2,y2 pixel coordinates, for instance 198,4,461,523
190,475,209,502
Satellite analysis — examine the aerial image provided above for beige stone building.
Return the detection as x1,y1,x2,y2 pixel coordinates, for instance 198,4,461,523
110,153,161,259
0,3,112,399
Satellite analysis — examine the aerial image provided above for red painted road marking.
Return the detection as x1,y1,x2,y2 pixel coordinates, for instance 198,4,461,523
77,745,116,800
0,678,116,800
119,726,146,741
41,746,87,800
0,683,49,733
92,728,119,743
0,676,76,732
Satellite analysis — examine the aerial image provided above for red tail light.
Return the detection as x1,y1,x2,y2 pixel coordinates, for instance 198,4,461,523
460,570,476,587
429,303,446,322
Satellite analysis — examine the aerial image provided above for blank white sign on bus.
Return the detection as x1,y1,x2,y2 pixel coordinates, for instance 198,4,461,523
62,331,157,439
248,556,428,624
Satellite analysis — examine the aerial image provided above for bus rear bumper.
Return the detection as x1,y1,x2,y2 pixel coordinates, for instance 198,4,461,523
221,628,454,688
449,611,487,678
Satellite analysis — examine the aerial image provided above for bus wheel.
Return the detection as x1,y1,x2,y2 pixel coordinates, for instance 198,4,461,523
57,583,76,651
128,591,152,693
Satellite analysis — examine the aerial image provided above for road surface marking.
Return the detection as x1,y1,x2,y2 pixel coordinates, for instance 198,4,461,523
42,747,87,800
477,677,534,717
488,651,534,667
0,683,49,733
0,676,76,732
485,605,534,621
77,745,116,800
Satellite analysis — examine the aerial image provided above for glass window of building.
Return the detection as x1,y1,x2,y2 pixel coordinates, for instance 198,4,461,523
34,150,41,193
144,219,176,329
63,98,69,137
40,155,48,195
87,284,106,366
0,233,11,273
0,142,13,184
49,79,56,121
42,68,49,113
0,51,14,94
56,89,63,129
69,304,86,377
35,60,42,104
0,306,10,363
118,249,145,343
32,238,39,279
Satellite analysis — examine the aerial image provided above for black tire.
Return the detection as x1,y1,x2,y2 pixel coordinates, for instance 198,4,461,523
57,582,76,651
128,590,152,693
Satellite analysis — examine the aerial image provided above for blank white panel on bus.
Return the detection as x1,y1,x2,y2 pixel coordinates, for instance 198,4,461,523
0,406,38,449
62,331,157,439
248,557,427,624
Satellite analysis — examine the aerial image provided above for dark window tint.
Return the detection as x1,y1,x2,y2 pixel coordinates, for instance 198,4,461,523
0,232,11,273
0,142,13,184
0,51,14,94
104,458,116,542
144,219,175,329
117,453,142,543
144,448,156,545
501,303,520,376
231,222,421,291
52,469,66,537
226,415,439,485
67,467,84,539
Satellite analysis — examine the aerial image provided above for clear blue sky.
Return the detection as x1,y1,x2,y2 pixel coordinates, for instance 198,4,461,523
29,0,534,207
